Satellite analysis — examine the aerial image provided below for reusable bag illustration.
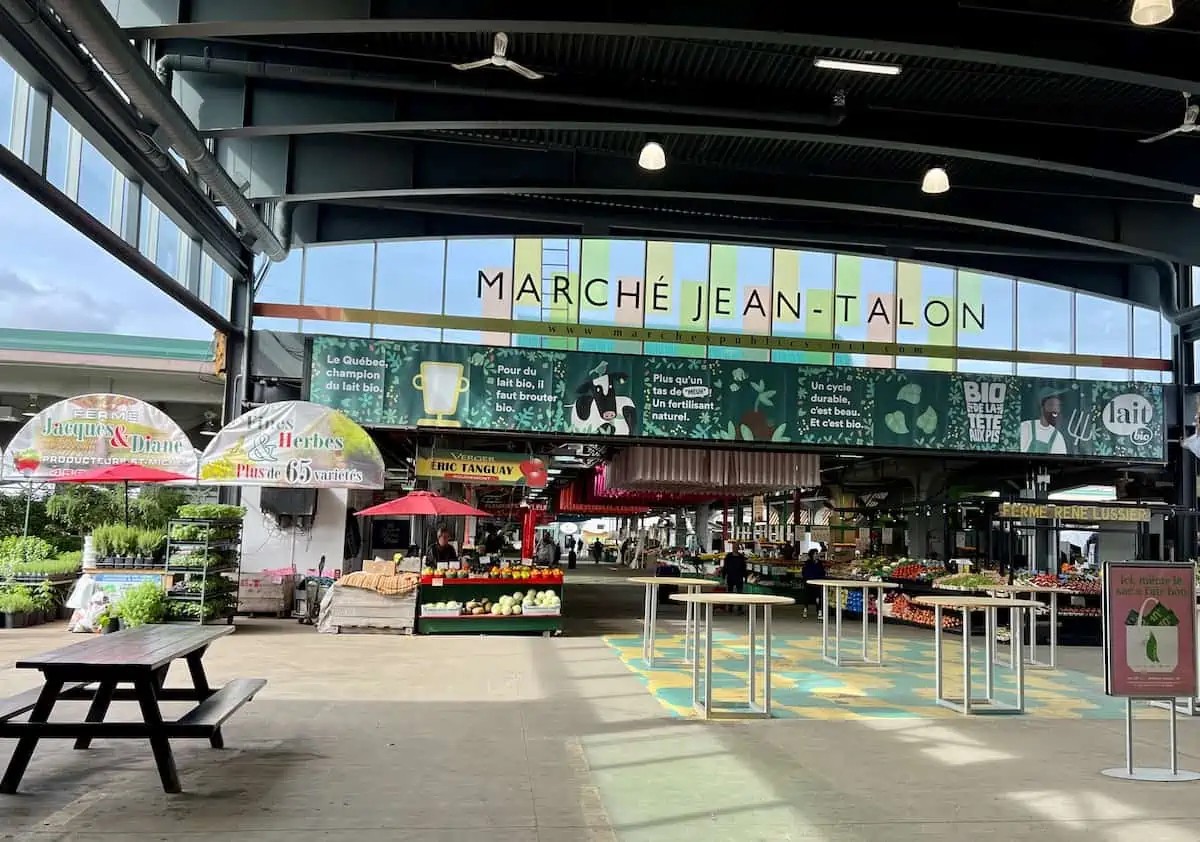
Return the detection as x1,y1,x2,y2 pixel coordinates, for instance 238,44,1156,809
1125,597,1180,673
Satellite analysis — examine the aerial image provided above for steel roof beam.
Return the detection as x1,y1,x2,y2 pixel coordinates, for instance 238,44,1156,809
257,134,1200,264
120,1,1200,93
176,72,1199,198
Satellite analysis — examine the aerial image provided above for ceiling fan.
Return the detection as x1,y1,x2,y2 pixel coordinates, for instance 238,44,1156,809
451,32,544,80
1140,92,1199,143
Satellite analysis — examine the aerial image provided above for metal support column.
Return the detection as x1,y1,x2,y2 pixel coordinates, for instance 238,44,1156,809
218,267,253,506
1175,269,1197,563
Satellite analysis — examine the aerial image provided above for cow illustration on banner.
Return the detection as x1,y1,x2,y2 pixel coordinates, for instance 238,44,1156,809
0,393,198,480
199,400,384,489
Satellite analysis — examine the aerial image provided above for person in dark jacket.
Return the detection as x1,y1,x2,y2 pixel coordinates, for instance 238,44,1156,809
723,542,748,614
801,549,826,620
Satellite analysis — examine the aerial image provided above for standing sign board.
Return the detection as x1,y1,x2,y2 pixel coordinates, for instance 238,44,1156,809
1103,561,1198,699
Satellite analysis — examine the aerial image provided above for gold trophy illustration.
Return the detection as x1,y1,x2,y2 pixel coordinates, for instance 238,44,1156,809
413,361,469,427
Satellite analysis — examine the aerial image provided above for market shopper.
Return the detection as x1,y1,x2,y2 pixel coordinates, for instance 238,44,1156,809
590,539,604,564
427,528,459,566
536,534,557,565
722,542,748,614
801,548,826,620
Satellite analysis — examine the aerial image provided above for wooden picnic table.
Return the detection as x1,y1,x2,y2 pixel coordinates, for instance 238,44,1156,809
0,625,266,794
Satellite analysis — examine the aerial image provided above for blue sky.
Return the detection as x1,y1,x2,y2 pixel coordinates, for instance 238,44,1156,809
0,174,211,340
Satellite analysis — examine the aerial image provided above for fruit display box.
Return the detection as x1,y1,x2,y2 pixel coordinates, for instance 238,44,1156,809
417,581,564,636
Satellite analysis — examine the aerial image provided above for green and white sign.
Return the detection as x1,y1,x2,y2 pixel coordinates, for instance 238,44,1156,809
308,336,1165,460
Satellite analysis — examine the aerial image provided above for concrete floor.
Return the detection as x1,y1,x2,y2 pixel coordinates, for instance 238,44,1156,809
0,566,1199,841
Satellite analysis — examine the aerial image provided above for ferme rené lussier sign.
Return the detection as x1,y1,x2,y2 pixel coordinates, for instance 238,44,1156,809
476,270,984,330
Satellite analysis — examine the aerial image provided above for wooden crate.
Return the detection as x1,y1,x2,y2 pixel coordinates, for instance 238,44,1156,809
238,573,297,616
318,585,417,634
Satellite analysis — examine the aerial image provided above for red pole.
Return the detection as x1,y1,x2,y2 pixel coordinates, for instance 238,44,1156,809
522,505,537,562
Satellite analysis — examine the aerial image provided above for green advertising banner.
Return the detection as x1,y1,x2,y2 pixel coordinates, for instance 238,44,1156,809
308,336,1165,461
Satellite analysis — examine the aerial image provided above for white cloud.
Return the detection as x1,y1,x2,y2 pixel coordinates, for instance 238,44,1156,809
0,175,212,340
0,268,124,332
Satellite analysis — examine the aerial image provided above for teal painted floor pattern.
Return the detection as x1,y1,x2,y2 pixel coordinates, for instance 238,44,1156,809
605,631,1150,720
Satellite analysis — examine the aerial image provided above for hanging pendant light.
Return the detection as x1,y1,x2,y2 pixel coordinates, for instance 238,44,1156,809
921,167,950,194
637,141,666,171
1131,0,1173,25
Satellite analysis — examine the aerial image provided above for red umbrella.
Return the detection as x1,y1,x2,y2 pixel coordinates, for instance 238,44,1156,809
356,490,492,518
51,463,193,524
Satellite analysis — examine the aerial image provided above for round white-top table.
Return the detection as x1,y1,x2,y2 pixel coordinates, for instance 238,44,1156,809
809,579,902,667
629,576,722,667
670,592,796,720
985,583,1071,670
914,596,1041,716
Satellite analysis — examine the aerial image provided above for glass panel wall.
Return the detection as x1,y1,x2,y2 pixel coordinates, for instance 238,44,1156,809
254,237,1170,382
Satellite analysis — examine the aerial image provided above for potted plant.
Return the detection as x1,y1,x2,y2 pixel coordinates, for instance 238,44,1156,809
114,581,166,628
97,606,119,634
137,530,165,568
32,579,57,624
91,525,113,567
0,586,37,629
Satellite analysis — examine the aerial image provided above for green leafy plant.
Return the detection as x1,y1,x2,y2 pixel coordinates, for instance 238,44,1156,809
114,581,166,627
0,535,54,571
46,485,121,538
92,523,141,558
177,504,246,521
136,529,165,558
0,585,36,615
32,579,58,613
130,486,189,531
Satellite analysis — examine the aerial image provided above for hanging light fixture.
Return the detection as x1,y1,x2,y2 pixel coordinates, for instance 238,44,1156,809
1191,193,1200,208
1130,0,1174,25
921,166,950,194
637,141,666,171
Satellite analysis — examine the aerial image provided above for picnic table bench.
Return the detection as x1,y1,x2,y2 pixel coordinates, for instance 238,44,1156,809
0,624,265,794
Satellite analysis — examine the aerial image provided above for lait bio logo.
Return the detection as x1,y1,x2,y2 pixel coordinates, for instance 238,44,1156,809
1103,393,1155,446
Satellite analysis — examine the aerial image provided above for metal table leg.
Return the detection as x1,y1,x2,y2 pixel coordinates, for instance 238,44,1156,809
641,583,653,664
860,585,869,661
820,584,830,661
1013,607,1025,713
701,602,714,719
934,605,944,706
763,605,774,717
748,601,757,706
874,585,885,665
962,608,972,715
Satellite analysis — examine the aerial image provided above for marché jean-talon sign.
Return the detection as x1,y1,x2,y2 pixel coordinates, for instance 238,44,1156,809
476,269,986,331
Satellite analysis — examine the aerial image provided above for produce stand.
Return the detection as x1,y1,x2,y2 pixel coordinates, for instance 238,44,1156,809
163,518,242,625
417,567,564,636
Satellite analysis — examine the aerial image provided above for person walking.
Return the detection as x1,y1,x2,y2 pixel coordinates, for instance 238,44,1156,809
801,548,826,620
590,539,604,564
722,542,748,614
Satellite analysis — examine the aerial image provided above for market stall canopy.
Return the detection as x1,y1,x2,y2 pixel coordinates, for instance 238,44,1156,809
357,491,491,518
0,393,197,481
48,463,192,484
199,400,384,489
